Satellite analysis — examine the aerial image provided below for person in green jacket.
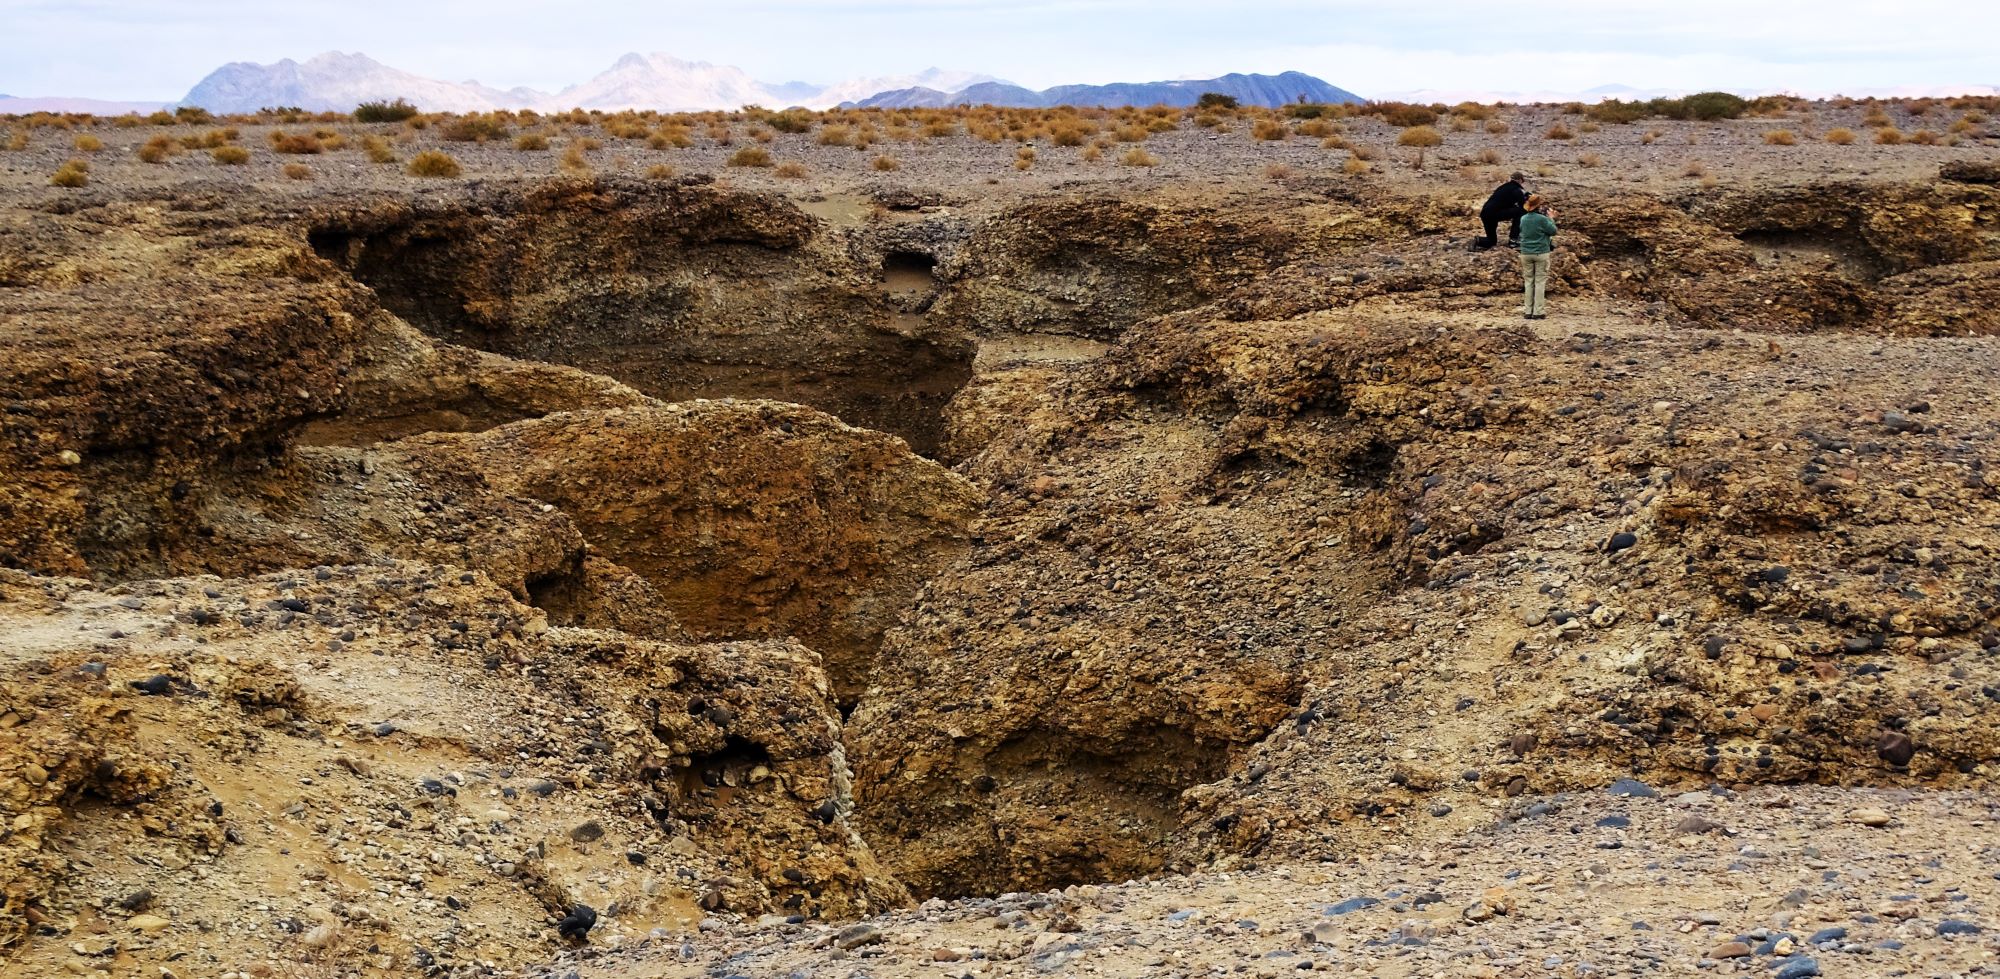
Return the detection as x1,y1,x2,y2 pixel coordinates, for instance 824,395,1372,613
1517,194,1558,319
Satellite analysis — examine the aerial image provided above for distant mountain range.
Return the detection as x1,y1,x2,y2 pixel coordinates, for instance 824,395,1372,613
0,95,171,115
178,52,1004,114
849,71,1360,109
172,52,1350,114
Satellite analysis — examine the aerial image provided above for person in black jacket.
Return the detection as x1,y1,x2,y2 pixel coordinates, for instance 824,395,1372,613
1475,172,1530,249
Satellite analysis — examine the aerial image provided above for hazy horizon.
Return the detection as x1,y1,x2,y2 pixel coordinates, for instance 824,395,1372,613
3,0,1996,102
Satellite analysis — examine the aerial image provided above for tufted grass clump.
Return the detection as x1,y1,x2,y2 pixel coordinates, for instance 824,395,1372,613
73,133,103,152
406,150,462,178
1824,128,1856,144
50,158,89,187
871,153,901,171
1120,147,1159,167
362,135,396,163
1341,154,1370,175
727,146,772,167
137,134,179,163
1543,122,1574,141
282,162,312,180
775,161,807,178
1764,129,1797,145
354,99,420,123
212,145,251,165
441,115,509,143
1397,125,1442,147
515,132,550,151
1875,127,1904,144
267,131,323,154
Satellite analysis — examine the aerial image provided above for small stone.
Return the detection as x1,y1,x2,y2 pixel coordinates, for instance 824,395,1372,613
569,820,605,843
1509,732,1536,757
1850,807,1892,827
1876,731,1916,766
1325,897,1379,916
1606,778,1657,798
1805,927,1846,945
1771,957,1820,979
1606,532,1638,553
126,914,170,934
372,722,397,737
130,675,173,696
1675,815,1724,835
1936,919,1982,936
834,923,883,950
1708,941,1751,959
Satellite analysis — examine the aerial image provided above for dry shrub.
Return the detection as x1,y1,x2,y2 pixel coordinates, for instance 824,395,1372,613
1341,155,1369,175
1299,118,1335,137
137,134,178,163
1642,129,1662,144
268,131,323,154
1319,135,1349,150
1824,128,1856,144
282,162,312,181
1486,119,1510,134
50,159,88,187
1397,125,1442,147
3,129,28,151
1909,129,1941,145
1682,159,1707,177
1875,127,1904,144
1080,144,1103,162
211,145,251,165
751,127,775,144
357,135,393,163
1251,118,1289,141
1349,144,1379,161
776,161,807,178
1264,163,1293,179
727,146,772,167
1579,122,1601,134
515,132,550,151
1114,123,1150,142
650,126,694,149
1449,117,1474,133
1477,147,1503,164
1051,125,1088,147
561,143,591,173
1535,162,1554,177
872,154,901,171
1120,147,1159,167
1764,129,1796,145
816,124,851,147
406,150,462,178
1699,174,1720,190
645,164,676,180
1543,122,1574,140
441,116,509,143
1577,152,1604,167
73,134,103,152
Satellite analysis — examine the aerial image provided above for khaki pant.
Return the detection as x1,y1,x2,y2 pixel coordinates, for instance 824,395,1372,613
1520,252,1551,316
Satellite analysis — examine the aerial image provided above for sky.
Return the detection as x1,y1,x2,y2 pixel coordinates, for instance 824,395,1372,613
2,0,1996,101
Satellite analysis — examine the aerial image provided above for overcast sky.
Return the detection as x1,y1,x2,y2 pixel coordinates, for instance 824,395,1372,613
3,0,1996,100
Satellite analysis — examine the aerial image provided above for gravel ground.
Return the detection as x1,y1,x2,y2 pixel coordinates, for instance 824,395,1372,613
545,785,2000,978
1,102,1993,207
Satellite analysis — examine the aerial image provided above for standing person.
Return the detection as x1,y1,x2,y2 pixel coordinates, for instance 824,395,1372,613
1518,194,1558,320
1475,172,1530,249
